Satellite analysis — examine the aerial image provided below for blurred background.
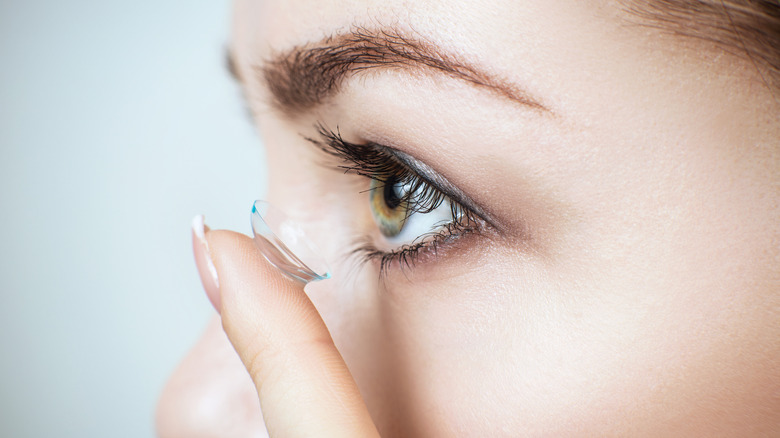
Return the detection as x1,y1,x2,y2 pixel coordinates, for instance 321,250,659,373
0,0,265,436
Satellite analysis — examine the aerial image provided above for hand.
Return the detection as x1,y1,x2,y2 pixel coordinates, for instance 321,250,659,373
192,218,380,438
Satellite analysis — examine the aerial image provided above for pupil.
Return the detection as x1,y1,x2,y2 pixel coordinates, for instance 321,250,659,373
383,176,404,210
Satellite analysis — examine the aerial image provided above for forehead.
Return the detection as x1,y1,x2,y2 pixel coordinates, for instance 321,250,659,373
233,0,623,62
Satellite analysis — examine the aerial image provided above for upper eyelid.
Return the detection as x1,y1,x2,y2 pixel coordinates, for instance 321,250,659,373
375,145,500,228
304,124,501,231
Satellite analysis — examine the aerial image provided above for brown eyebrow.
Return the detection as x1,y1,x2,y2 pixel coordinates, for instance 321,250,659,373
249,27,549,116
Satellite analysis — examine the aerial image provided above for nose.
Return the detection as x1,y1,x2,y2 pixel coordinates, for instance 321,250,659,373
156,317,269,438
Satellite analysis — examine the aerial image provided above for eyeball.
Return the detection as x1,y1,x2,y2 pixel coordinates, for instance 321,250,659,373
369,178,455,246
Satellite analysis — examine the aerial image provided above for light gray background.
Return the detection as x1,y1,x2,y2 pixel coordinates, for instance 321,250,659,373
0,1,266,436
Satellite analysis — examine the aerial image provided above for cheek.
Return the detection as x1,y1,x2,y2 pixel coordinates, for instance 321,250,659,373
156,317,268,438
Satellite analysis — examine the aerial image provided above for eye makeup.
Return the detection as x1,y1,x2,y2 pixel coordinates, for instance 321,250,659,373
305,123,493,275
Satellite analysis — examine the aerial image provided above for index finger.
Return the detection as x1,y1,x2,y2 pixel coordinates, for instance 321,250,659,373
196,226,379,438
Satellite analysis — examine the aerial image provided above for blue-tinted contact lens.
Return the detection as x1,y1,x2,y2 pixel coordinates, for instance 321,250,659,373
250,200,331,284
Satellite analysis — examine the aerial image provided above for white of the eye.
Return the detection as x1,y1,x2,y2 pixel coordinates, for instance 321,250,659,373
385,199,454,246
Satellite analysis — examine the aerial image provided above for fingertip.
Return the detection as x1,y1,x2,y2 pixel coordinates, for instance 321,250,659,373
203,228,314,336
205,228,301,296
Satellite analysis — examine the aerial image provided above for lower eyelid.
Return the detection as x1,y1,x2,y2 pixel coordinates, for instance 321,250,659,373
367,224,486,277
356,210,490,276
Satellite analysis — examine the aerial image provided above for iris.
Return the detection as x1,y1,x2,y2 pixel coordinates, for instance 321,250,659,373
369,176,409,238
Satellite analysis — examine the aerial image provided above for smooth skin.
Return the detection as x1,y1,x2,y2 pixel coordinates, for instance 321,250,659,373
157,0,780,436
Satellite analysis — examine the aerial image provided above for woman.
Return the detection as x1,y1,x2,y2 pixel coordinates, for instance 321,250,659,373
157,0,780,436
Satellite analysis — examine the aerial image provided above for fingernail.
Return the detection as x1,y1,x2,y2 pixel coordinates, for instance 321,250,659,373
192,215,221,313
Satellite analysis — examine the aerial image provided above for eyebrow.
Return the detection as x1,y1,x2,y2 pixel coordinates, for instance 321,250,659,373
239,27,549,116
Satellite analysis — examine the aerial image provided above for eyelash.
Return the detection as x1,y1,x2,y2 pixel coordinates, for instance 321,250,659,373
304,123,484,275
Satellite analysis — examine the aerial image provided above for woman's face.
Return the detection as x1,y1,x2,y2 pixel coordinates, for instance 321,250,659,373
158,0,780,436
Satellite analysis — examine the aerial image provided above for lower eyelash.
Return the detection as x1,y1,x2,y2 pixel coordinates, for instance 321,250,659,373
350,219,482,278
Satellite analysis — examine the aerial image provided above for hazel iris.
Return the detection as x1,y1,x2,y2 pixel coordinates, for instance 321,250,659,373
370,176,410,237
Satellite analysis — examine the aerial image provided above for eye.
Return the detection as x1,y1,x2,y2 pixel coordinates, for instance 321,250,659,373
305,123,486,273
370,176,459,247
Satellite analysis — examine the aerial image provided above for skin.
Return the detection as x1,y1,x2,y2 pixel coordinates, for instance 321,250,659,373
157,0,780,436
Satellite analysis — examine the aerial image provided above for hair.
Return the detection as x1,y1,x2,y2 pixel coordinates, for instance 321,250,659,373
627,0,780,91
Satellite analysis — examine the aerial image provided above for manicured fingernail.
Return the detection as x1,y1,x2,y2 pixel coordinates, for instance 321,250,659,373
192,215,221,313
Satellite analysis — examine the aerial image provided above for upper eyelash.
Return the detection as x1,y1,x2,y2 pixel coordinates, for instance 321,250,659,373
305,123,464,219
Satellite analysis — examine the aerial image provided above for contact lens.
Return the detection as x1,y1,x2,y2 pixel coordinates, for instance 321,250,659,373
250,200,331,284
